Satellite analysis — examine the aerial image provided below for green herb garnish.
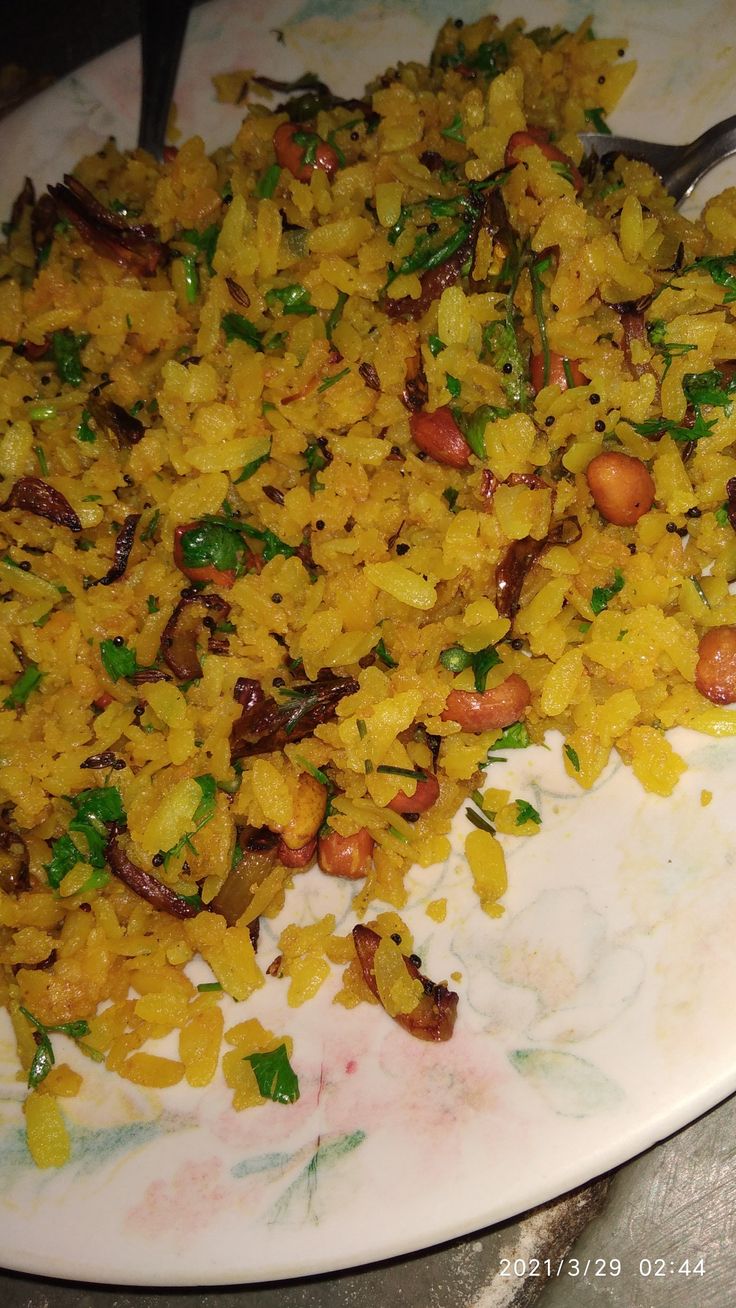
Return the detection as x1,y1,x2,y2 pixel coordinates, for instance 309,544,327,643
256,164,281,199
440,643,501,691
266,283,316,316
317,367,350,392
161,774,217,867
583,107,611,134
76,408,96,444
646,319,696,379
374,637,397,669
99,639,139,682
3,662,43,710
244,1043,300,1104
326,290,348,341
180,253,199,303
590,567,625,615
51,329,88,388
46,785,125,891
179,224,219,273
221,313,265,350
33,445,49,475
20,1007,97,1088
515,799,541,825
564,743,580,771
235,444,271,484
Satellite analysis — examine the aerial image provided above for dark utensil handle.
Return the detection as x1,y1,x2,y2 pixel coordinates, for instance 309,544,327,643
138,0,192,160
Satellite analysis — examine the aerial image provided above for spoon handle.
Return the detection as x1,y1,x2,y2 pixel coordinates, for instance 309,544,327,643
138,0,193,161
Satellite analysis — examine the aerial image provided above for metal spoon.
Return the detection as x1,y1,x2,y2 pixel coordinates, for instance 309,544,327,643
137,0,193,160
579,114,736,204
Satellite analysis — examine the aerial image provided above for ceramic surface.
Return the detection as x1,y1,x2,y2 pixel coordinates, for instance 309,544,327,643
1,0,735,1286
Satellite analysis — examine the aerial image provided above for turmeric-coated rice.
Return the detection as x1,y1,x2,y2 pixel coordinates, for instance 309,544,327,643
3,10,736,1165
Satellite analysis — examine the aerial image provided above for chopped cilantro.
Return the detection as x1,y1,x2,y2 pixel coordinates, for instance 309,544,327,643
530,252,554,388
440,643,501,692
443,486,459,512
317,367,350,392
456,403,512,459
715,503,730,526
391,219,472,281
161,773,217,867
179,224,219,273
494,721,530,751
140,508,160,541
445,374,461,399
180,253,199,303
303,440,329,492
20,1007,96,1088
146,595,159,614
99,639,139,682
46,785,125,891
441,113,465,143
33,444,48,475
688,253,736,304
51,329,88,388
583,107,611,134
590,567,625,615
179,520,242,574
374,637,397,669
221,313,264,350
3,662,43,709
244,1043,300,1104
265,283,316,316
564,743,580,771
235,444,271,484
428,334,445,357
325,290,348,341
256,164,281,199
646,319,696,379
76,408,96,443
515,799,541,825
684,368,736,413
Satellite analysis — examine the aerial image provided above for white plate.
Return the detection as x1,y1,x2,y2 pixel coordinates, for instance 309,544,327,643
1,0,736,1287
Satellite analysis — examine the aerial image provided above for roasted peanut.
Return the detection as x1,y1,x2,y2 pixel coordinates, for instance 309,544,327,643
530,351,588,394
585,450,655,526
409,406,471,468
273,122,339,183
441,674,531,731
278,773,328,851
695,625,736,704
387,772,440,815
318,827,374,879
276,837,317,869
505,128,584,194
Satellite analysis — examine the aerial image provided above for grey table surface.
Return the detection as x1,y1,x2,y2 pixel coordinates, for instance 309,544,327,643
2,3,736,1304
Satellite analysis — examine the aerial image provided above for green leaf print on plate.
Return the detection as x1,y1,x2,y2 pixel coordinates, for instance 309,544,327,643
509,1050,624,1117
